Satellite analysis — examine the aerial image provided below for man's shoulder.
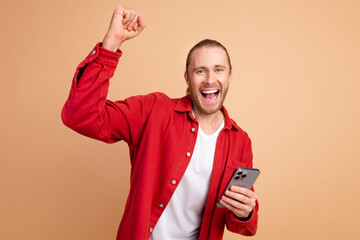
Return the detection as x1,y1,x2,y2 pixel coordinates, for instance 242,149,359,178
226,115,251,141
126,92,184,110
125,92,175,101
233,122,250,135
222,106,250,139
145,92,182,104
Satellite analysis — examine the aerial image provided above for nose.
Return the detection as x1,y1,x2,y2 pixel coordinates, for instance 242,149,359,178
204,71,217,84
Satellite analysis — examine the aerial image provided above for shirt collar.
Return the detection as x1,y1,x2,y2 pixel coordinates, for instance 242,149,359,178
174,95,240,131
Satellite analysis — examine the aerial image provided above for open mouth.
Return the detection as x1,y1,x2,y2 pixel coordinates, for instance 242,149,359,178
201,89,220,101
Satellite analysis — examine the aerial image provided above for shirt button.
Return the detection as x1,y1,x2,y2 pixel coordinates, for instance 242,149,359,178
186,152,191,157
191,127,196,132
92,50,96,55
159,204,164,208
171,180,177,185
149,228,153,232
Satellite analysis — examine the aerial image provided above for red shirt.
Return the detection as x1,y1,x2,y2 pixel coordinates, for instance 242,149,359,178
61,43,258,240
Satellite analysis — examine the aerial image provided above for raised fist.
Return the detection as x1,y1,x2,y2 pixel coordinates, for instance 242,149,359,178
102,6,146,51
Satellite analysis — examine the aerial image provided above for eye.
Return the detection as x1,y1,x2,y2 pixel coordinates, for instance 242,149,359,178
196,69,205,74
215,68,224,72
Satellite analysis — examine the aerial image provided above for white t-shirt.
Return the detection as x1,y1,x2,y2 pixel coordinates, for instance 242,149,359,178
150,120,225,240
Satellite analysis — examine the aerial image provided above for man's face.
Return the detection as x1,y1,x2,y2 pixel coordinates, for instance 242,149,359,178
185,46,232,116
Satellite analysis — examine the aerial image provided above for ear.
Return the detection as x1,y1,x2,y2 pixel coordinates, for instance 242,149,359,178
229,70,232,83
184,71,190,86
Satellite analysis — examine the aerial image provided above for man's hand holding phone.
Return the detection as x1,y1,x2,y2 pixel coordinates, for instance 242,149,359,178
219,186,257,219
217,167,260,219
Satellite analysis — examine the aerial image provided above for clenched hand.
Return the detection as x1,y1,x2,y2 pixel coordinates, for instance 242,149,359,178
102,6,146,51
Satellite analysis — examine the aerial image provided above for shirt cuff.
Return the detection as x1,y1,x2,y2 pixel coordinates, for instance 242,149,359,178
229,209,255,225
90,42,123,68
235,210,253,222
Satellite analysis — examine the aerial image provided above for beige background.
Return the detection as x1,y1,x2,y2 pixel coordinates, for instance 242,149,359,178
1,0,360,239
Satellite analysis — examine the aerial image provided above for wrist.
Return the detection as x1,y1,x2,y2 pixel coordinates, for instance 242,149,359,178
102,34,124,52
235,210,252,222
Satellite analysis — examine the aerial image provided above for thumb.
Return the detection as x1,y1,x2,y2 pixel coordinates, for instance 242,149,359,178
111,6,125,25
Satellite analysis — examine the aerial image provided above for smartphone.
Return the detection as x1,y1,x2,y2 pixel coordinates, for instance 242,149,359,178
217,167,260,208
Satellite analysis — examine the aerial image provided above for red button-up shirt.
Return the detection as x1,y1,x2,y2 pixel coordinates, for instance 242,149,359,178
61,43,258,240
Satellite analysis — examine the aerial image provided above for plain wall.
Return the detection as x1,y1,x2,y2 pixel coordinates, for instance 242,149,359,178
1,0,360,239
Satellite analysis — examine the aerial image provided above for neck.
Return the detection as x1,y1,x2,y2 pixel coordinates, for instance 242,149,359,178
193,108,224,135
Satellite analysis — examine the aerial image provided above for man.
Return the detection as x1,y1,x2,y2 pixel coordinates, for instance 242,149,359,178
62,5,258,240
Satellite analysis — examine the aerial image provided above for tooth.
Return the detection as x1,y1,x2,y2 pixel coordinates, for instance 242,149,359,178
202,89,218,94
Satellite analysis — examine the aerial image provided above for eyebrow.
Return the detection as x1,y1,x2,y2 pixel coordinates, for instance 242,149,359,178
214,65,227,69
193,65,227,71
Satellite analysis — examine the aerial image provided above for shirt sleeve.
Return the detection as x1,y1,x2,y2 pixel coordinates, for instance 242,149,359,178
225,195,259,236
225,136,259,236
61,43,156,149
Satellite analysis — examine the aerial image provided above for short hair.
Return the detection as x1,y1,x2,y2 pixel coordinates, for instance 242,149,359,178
185,39,232,94
185,39,232,75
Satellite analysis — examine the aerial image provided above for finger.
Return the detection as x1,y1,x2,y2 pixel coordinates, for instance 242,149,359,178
127,12,139,31
225,190,250,205
225,190,257,210
111,6,125,24
137,15,146,30
221,195,250,212
230,186,257,199
122,13,131,28
123,10,135,28
126,12,136,30
133,22,139,31
220,199,237,212
219,199,250,218
114,5,125,17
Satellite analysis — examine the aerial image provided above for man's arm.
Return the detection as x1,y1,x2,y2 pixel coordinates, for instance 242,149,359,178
61,6,151,145
222,136,259,236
